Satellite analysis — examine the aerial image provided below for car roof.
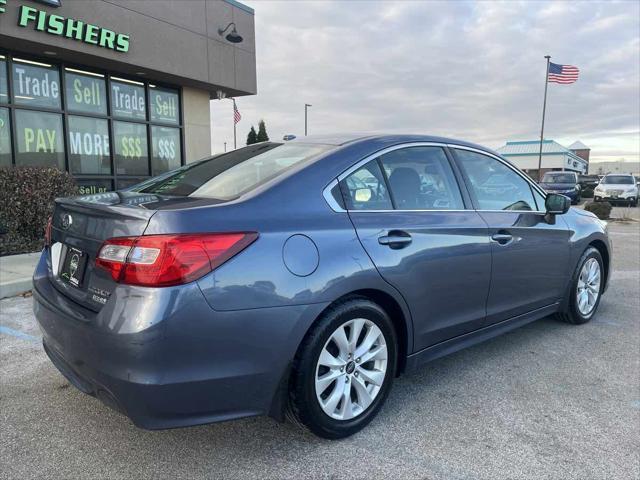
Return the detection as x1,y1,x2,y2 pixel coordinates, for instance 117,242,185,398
289,133,501,155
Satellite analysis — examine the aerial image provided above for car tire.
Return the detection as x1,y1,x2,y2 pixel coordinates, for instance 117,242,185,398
556,247,604,325
288,297,397,439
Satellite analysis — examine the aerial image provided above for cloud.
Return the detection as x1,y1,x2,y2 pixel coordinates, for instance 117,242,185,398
211,0,640,163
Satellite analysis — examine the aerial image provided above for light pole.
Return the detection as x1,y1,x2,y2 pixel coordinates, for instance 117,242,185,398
304,103,312,136
224,142,227,152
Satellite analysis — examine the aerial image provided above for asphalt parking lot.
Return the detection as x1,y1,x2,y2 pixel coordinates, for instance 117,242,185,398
1,215,638,479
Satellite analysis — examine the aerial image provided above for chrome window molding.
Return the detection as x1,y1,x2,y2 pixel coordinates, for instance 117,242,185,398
322,141,548,214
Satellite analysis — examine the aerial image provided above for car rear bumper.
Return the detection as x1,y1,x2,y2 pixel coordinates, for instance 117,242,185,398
32,252,328,429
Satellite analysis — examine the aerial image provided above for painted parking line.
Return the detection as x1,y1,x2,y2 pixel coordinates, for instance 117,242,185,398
0,325,40,343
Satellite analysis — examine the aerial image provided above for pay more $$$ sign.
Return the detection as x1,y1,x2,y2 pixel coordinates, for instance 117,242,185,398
15,4,130,53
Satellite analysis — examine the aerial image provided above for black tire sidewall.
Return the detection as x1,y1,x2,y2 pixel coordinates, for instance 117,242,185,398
292,300,397,439
568,248,604,323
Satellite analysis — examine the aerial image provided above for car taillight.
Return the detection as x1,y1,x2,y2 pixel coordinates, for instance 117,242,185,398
96,232,258,287
44,216,53,247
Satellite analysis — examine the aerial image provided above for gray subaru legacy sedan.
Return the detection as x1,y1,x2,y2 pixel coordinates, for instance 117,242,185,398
33,134,611,439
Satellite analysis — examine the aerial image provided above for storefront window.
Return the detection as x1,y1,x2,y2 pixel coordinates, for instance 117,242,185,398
0,57,8,104
151,126,181,174
0,108,11,167
2,54,183,182
149,86,179,125
77,179,113,196
111,79,146,120
116,178,147,190
15,109,65,168
113,121,148,175
65,69,107,115
68,116,111,174
12,59,61,109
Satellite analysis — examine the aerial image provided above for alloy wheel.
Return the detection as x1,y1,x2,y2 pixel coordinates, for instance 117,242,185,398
314,319,388,420
577,258,601,316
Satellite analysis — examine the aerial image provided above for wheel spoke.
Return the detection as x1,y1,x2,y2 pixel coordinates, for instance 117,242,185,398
348,318,365,352
337,382,353,419
331,326,350,360
322,379,344,414
319,349,343,368
357,367,384,386
316,369,343,393
352,376,373,410
355,326,380,359
359,344,388,364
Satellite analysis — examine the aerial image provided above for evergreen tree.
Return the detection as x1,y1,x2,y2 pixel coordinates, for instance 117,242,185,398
246,126,258,145
256,119,269,142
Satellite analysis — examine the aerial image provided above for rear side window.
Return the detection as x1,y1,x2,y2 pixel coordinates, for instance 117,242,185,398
340,160,392,210
454,149,536,211
137,143,329,199
379,147,464,210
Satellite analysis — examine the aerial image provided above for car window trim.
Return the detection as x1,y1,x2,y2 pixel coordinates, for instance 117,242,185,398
323,142,472,213
448,144,548,215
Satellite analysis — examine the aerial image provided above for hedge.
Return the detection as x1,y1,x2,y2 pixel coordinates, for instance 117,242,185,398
584,201,612,220
0,167,78,256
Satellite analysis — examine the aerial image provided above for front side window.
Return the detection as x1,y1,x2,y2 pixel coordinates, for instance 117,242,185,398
379,147,464,210
340,160,392,211
14,109,64,168
12,59,61,109
139,143,329,200
455,149,536,211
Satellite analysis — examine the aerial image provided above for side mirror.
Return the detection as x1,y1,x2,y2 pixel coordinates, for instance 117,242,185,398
545,193,571,215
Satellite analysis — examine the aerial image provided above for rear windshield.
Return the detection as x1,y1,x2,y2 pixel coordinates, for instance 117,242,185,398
135,143,330,199
542,173,575,183
601,175,634,185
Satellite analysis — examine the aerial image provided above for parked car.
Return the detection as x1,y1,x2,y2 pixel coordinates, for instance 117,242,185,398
33,135,611,439
539,171,582,204
594,174,638,206
578,174,600,190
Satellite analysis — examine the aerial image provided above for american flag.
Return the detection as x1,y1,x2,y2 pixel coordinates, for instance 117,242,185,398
233,101,241,124
548,62,579,84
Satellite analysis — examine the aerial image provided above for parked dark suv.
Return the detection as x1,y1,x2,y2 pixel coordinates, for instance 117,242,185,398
539,171,581,204
33,135,611,439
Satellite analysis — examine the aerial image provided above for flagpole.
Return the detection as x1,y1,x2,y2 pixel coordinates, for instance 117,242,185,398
537,55,551,181
232,98,237,149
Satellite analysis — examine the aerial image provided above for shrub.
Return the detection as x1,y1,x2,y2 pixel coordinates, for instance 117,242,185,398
584,201,612,220
0,167,78,256
582,187,594,198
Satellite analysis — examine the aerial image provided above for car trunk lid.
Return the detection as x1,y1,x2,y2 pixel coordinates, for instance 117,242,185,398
48,191,188,311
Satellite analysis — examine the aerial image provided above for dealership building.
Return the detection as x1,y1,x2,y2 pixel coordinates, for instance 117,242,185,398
0,0,256,194
496,139,590,178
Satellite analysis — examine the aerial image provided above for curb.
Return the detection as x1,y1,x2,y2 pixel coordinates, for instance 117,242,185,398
0,279,33,300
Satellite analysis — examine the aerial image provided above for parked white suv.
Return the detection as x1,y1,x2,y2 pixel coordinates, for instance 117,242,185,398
594,174,638,206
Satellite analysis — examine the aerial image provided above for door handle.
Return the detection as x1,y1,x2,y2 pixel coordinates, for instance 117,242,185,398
491,232,513,245
378,230,412,249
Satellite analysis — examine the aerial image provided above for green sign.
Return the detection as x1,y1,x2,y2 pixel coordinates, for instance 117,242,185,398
18,5,130,53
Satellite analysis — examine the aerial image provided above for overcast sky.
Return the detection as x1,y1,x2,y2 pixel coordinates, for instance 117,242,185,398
210,0,639,163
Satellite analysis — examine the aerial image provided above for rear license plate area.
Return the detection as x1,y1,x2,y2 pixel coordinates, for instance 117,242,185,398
60,247,88,288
